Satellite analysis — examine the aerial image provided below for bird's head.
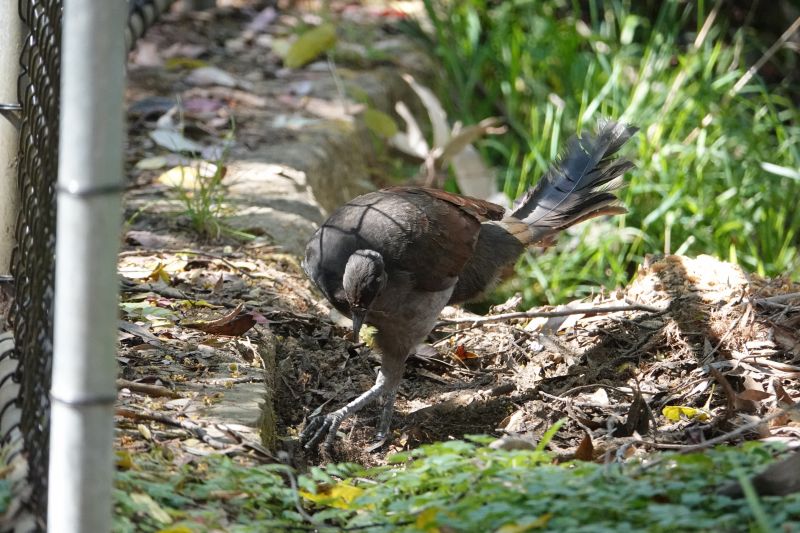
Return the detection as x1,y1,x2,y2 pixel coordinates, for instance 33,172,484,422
342,249,387,341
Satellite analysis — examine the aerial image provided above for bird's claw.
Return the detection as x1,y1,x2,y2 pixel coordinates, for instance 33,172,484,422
300,411,343,452
365,432,388,453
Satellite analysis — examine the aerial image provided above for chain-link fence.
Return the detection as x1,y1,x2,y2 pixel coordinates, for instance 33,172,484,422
6,0,63,526
0,1,176,528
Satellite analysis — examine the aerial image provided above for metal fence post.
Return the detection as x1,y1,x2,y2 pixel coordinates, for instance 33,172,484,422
0,0,23,273
48,0,127,530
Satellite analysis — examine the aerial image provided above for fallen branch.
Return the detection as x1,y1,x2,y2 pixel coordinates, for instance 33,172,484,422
116,407,232,450
436,302,666,327
117,378,181,399
755,291,800,305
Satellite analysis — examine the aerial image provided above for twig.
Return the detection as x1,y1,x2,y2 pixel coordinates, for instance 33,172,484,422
193,375,265,386
436,303,665,327
730,15,800,95
278,451,320,527
119,248,258,279
755,291,800,305
117,378,182,399
116,407,233,450
684,15,800,145
637,403,800,471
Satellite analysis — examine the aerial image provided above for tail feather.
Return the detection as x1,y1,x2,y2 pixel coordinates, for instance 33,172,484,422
510,119,637,245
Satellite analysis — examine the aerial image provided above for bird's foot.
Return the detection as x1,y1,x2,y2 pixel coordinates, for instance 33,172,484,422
301,410,345,452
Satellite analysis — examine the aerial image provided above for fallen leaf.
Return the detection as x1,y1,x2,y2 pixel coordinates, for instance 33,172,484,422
662,405,710,422
156,162,220,189
773,378,795,407
149,129,204,154
118,320,163,346
246,6,278,32
185,66,251,90
415,507,439,530
135,156,170,170
300,482,363,510
130,493,172,525
737,389,771,402
587,388,610,406
574,433,594,461
157,526,194,533
115,450,134,470
164,57,209,70
137,424,153,441
284,23,337,68
182,303,257,336
613,390,650,437
125,230,181,249
147,263,171,283
453,344,479,360
162,42,208,59
495,514,552,532
183,97,226,116
489,436,536,451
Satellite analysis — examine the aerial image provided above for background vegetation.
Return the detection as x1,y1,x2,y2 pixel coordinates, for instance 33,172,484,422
405,0,800,305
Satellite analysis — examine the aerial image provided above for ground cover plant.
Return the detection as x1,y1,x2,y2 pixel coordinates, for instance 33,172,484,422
114,438,800,532
407,0,800,305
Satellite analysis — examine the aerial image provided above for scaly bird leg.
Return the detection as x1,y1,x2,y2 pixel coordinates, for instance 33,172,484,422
301,372,387,451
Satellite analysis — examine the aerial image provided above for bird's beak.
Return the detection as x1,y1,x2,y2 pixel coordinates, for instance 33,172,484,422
351,310,365,342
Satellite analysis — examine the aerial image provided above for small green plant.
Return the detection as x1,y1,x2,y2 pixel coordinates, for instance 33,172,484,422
163,126,254,242
169,157,229,240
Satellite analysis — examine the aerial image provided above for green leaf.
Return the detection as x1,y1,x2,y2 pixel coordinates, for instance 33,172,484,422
284,24,337,69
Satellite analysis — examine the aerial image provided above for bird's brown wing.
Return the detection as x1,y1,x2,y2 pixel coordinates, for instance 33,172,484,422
377,187,505,292
384,186,506,221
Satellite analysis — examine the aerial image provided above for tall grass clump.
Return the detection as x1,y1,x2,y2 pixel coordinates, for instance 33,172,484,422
407,0,800,305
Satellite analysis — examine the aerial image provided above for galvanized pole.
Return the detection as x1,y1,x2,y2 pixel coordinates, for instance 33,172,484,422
0,0,22,273
48,0,126,530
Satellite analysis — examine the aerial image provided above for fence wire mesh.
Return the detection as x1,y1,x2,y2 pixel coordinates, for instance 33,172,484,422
1,0,175,528
7,0,63,526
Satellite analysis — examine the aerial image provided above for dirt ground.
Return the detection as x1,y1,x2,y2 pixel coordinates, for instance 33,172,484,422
115,2,800,472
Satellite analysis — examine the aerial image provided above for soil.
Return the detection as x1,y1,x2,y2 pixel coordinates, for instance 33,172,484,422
115,1,800,474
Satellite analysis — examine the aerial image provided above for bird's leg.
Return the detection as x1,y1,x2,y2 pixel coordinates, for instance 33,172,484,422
374,386,398,441
372,348,408,442
302,346,411,451
301,372,387,451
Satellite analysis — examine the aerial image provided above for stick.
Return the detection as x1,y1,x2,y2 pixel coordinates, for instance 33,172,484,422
116,407,232,450
755,291,800,305
436,302,665,327
730,15,800,96
636,403,800,472
117,378,182,399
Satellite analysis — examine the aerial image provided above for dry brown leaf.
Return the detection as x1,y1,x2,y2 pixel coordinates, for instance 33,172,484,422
183,303,257,336
453,344,479,361
574,432,594,461
737,389,771,402
613,390,650,437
